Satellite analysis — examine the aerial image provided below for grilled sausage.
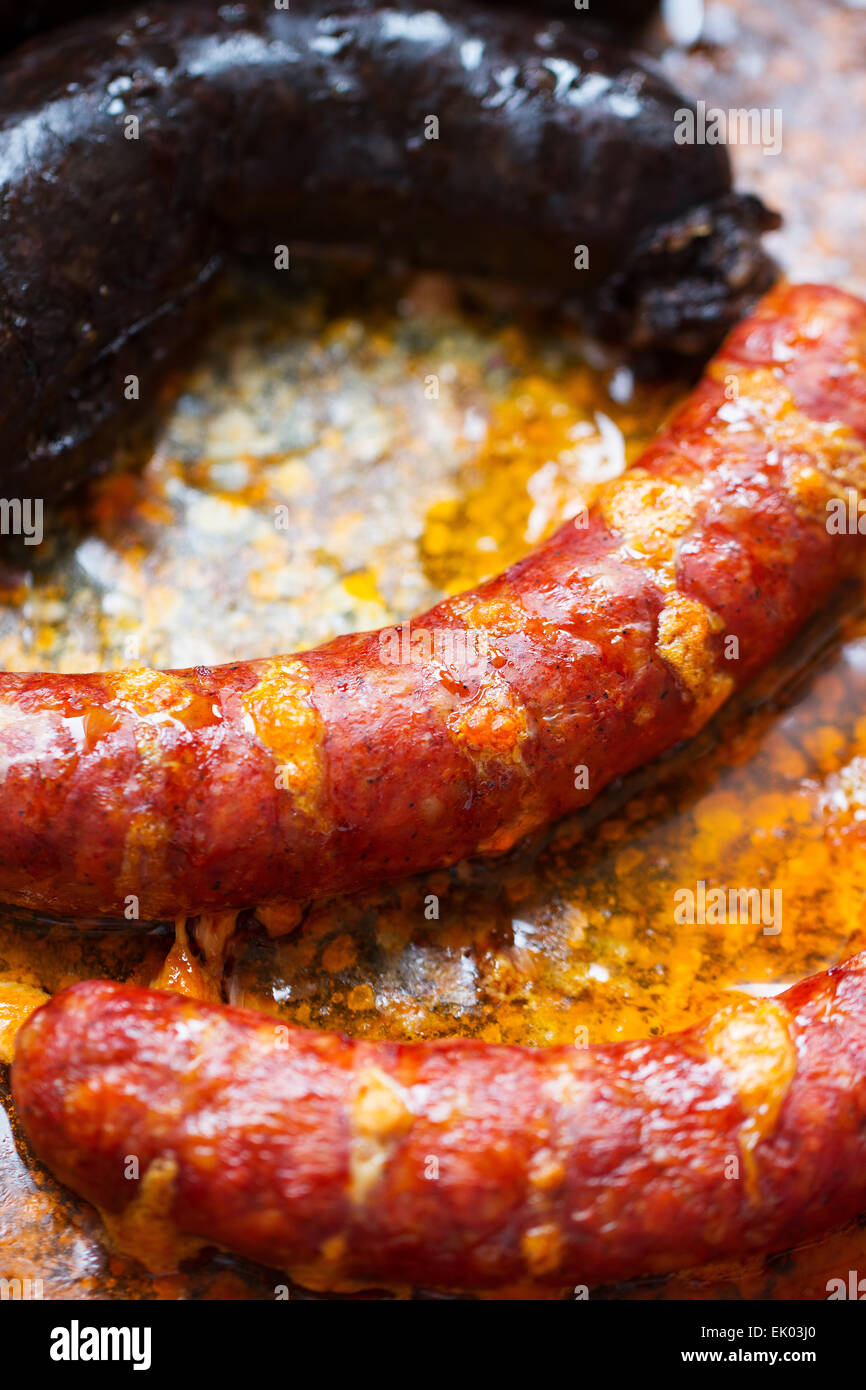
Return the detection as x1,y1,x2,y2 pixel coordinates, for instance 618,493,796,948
0,283,862,922
0,0,775,504
12,952,866,1288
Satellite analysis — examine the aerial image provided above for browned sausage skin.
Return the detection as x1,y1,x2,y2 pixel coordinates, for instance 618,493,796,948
12,951,866,1289
0,283,864,922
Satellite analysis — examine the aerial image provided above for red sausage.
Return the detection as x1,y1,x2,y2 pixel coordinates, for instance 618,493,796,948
1,282,865,921
12,954,866,1288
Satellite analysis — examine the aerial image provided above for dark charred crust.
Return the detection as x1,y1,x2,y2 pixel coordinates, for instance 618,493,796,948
0,0,661,53
592,193,782,365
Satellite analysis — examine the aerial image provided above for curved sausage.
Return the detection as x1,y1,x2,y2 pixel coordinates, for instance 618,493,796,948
0,282,863,922
0,0,775,503
12,953,866,1288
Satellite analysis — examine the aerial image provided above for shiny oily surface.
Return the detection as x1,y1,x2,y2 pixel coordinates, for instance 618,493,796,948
2,0,866,1301
3,267,866,1300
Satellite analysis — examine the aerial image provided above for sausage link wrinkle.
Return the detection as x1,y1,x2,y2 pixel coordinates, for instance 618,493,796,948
12,953,866,1288
0,0,775,501
0,282,863,922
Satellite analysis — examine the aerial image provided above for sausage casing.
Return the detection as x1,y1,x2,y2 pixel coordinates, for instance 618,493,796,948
12,953,866,1288
0,283,862,921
